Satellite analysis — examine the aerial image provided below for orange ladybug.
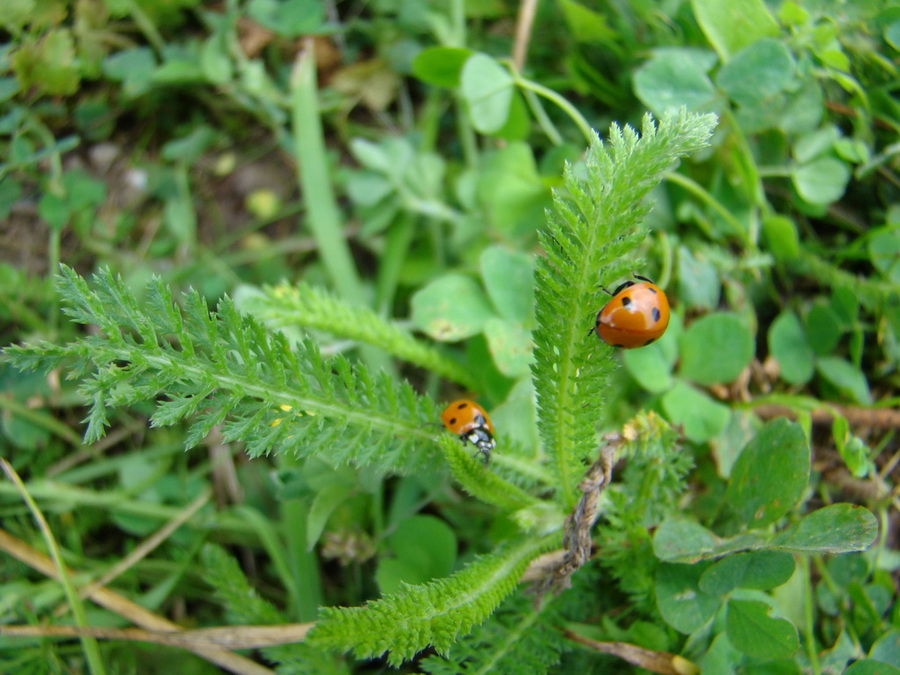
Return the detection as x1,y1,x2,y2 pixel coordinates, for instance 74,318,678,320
595,275,670,349
440,399,495,463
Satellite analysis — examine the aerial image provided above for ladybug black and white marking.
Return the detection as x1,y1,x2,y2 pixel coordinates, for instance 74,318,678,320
440,399,496,463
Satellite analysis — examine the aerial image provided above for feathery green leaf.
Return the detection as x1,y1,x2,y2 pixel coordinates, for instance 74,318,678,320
243,281,479,390
4,266,443,475
307,533,558,665
531,110,717,507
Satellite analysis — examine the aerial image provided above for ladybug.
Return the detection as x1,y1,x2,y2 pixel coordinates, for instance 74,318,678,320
440,399,496,463
595,275,670,349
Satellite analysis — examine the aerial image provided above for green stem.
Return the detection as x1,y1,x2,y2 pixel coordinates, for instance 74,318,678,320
665,171,754,249
801,555,821,675
513,75,594,145
1,459,107,675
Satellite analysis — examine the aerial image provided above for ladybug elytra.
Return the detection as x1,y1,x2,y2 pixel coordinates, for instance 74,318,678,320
595,275,670,349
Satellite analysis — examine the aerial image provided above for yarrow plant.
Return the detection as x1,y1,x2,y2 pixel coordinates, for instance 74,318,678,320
3,111,879,672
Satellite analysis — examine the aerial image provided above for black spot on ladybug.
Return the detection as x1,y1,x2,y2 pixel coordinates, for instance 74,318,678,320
621,296,632,308
644,337,656,346
652,307,661,322
456,402,468,410
449,417,457,425
648,287,657,294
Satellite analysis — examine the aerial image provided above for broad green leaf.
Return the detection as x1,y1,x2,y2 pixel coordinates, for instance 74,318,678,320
679,313,754,385
844,661,900,675
653,517,718,562
677,245,721,310
0,77,20,103
868,228,900,282
477,143,551,236
102,47,157,98
412,47,472,87
762,215,800,260
461,53,514,134
656,562,721,634
771,504,878,554
726,599,799,659
201,34,233,85
691,0,778,59
246,0,325,36
816,357,872,405
868,628,900,670
0,0,34,33
376,515,457,594
769,311,815,385
558,0,616,43
886,21,900,51
483,318,533,377
700,551,795,595
662,381,730,443
716,39,796,107
622,342,674,393
480,246,535,324
701,633,744,674
12,28,81,96
792,157,851,205
411,274,496,341
633,48,717,114
794,125,841,164
725,418,809,529
805,302,842,355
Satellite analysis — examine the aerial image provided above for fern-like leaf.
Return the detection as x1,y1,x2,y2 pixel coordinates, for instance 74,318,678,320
242,282,479,389
531,110,716,507
307,533,558,666
3,266,442,475
200,544,348,675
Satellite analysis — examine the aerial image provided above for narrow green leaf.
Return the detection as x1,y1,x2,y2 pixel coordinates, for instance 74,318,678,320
726,419,809,528
771,503,878,554
306,484,354,550
726,599,799,659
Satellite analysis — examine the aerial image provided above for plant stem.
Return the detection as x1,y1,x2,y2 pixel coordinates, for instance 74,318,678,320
1,459,107,675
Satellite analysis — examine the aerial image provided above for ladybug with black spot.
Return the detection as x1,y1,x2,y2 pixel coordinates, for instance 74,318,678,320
440,399,495,463
595,275,670,349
